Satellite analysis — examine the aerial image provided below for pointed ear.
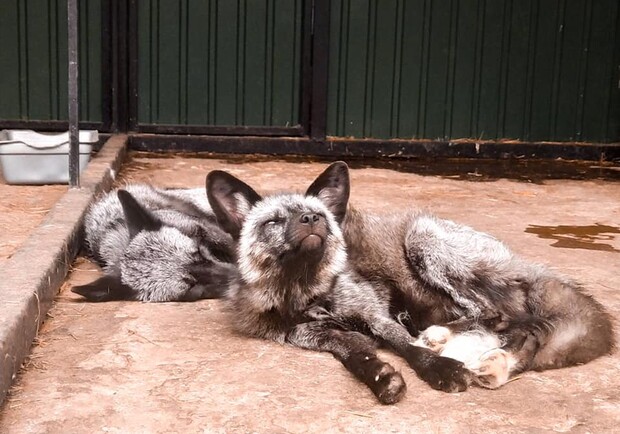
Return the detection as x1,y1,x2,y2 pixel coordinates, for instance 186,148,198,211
71,274,135,302
305,161,350,223
206,170,262,238
117,189,163,239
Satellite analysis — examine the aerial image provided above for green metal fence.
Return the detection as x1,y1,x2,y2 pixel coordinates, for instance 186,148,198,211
135,0,303,129
0,0,104,125
327,0,619,142
0,0,618,144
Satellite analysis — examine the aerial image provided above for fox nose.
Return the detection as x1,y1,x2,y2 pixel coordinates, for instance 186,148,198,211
300,213,321,225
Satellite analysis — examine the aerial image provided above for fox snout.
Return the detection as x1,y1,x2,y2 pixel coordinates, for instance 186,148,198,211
300,212,321,225
285,212,329,258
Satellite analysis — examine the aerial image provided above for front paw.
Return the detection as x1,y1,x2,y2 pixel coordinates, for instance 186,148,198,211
417,356,472,393
468,348,511,389
372,362,407,405
344,353,407,405
413,325,453,353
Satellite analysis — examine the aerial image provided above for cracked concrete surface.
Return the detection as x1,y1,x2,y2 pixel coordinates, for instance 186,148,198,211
1,155,618,433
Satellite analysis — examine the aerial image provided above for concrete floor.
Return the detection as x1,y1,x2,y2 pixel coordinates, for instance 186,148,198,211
1,155,618,433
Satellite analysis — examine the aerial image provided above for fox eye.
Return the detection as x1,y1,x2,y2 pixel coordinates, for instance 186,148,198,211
264,218,284,226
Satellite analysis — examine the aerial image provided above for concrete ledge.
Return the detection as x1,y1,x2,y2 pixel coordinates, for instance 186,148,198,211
0,135,128,405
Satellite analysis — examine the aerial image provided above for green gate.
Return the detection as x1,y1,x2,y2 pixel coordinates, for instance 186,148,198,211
0,0,618,146
131,0,305,135
327,0,619,143
0,0,106,130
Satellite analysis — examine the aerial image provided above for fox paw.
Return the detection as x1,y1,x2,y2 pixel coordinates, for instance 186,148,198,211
353,354,407,405
413,326,453,353
417,356,472,393
373,363,407,405
468,348,511,389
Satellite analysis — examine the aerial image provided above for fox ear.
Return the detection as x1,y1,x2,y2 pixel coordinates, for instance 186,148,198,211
71,274,135,302
305,161,350,224
206,170,262,239
117,189,163,239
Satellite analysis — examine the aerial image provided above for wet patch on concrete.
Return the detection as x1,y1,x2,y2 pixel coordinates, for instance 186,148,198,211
525,224,620,253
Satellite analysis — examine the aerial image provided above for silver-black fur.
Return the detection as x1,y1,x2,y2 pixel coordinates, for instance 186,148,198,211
207,162,614,401
338,162,614,388
206,165,474,404
73,184,236,302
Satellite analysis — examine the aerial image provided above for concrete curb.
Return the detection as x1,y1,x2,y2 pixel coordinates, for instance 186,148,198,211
0,135,128,405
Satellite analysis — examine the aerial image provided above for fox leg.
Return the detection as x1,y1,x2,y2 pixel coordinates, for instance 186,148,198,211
366,316,473,393
286,321,407,405
412,316,528,389
411,327,514,389
413,314,506,353
465,324,543,389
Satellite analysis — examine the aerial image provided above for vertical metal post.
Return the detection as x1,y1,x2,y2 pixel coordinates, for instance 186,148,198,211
310,0,330,142
68,0,80,187
127,0,139,132
299,0,314,136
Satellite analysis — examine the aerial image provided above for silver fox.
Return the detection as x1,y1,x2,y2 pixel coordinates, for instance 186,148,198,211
206,162,614,403
73,184,236,302
207,165,470,404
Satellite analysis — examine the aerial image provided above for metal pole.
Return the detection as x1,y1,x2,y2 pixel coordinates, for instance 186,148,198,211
68,0,79,187
310,0,330,141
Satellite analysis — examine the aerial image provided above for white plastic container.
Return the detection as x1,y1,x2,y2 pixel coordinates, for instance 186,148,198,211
0,129,98,185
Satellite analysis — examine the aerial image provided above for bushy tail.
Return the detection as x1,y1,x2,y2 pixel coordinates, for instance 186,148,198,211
526,270,614,370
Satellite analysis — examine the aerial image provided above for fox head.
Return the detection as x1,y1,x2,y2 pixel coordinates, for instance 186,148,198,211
72,189,235,302
206,162,351,296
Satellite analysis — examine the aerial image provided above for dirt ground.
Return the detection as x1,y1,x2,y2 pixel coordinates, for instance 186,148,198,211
0,171,67,265
1,154,619,433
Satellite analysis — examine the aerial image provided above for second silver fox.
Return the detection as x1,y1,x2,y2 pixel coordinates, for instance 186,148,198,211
73,184,236,302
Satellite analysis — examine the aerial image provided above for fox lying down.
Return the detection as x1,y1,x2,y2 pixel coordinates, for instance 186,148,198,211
205,162,613,403
73,184,235,302
74,164,613,403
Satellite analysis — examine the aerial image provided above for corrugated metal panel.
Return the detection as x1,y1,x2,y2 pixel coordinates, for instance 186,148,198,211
327,0,620,142
0,0,103,123
137,0,302,127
